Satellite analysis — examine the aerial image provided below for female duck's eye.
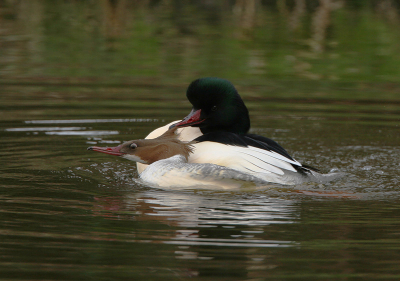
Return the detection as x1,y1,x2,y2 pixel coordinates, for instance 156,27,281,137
211,105,217,112
129,143,137,149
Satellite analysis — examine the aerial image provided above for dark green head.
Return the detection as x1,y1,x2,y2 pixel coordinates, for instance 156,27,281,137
172,77,250,135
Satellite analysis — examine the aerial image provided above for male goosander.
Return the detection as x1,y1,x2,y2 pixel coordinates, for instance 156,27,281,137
138,77,320,185
88,128,269,188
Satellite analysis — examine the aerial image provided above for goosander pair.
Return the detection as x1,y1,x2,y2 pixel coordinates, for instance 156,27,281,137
89,77,320,187
88,127,269,188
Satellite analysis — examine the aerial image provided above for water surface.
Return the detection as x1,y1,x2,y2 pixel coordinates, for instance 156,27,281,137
1,83,399,280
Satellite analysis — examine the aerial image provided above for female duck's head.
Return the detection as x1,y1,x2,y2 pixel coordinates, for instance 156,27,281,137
88,128,193,164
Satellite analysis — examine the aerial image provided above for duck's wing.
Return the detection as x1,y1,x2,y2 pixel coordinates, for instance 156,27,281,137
245,133,319,174
192,132,316,176
244,133,295,161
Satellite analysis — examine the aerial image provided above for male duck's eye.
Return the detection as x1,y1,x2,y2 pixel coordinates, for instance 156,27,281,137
211,105,217,112
129,143,137,149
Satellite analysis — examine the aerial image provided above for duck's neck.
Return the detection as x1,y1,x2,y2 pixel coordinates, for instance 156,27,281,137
199,114,250,135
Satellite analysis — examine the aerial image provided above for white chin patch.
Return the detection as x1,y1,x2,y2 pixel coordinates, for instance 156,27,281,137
121,154,145,163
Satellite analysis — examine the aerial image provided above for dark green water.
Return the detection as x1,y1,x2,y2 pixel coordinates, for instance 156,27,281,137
1,1,400,280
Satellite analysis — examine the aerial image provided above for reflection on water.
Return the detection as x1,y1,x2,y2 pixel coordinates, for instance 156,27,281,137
5,127,87,132
98,190,299,251
45,130,119,136
128,191,296,228
25,119,159,124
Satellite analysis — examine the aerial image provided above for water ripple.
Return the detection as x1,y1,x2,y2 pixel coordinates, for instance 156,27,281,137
25,118,158,124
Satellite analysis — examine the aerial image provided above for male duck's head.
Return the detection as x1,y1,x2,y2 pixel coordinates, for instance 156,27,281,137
171,77,250,135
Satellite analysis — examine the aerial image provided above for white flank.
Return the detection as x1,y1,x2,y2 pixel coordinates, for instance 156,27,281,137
139,155,270,189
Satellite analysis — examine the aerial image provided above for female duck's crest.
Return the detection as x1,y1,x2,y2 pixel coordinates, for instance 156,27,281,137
171,77,250,135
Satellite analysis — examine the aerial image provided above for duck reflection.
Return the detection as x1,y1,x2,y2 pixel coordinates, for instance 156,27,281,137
92,187,297,278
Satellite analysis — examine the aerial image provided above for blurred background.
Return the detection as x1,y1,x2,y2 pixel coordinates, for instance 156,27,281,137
2,0,400,94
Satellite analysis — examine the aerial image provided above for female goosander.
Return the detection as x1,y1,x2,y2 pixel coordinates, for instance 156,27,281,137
88,128,269,188
138,77,321,185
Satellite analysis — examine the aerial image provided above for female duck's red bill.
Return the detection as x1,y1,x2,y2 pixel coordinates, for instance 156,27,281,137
87,145,125,156
169,108,205,128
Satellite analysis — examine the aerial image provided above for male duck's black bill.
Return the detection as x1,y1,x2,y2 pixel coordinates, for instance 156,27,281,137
169,108,205,129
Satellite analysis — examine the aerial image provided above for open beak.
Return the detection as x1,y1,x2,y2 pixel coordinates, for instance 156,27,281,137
87,145,125,156
169,108,205,129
